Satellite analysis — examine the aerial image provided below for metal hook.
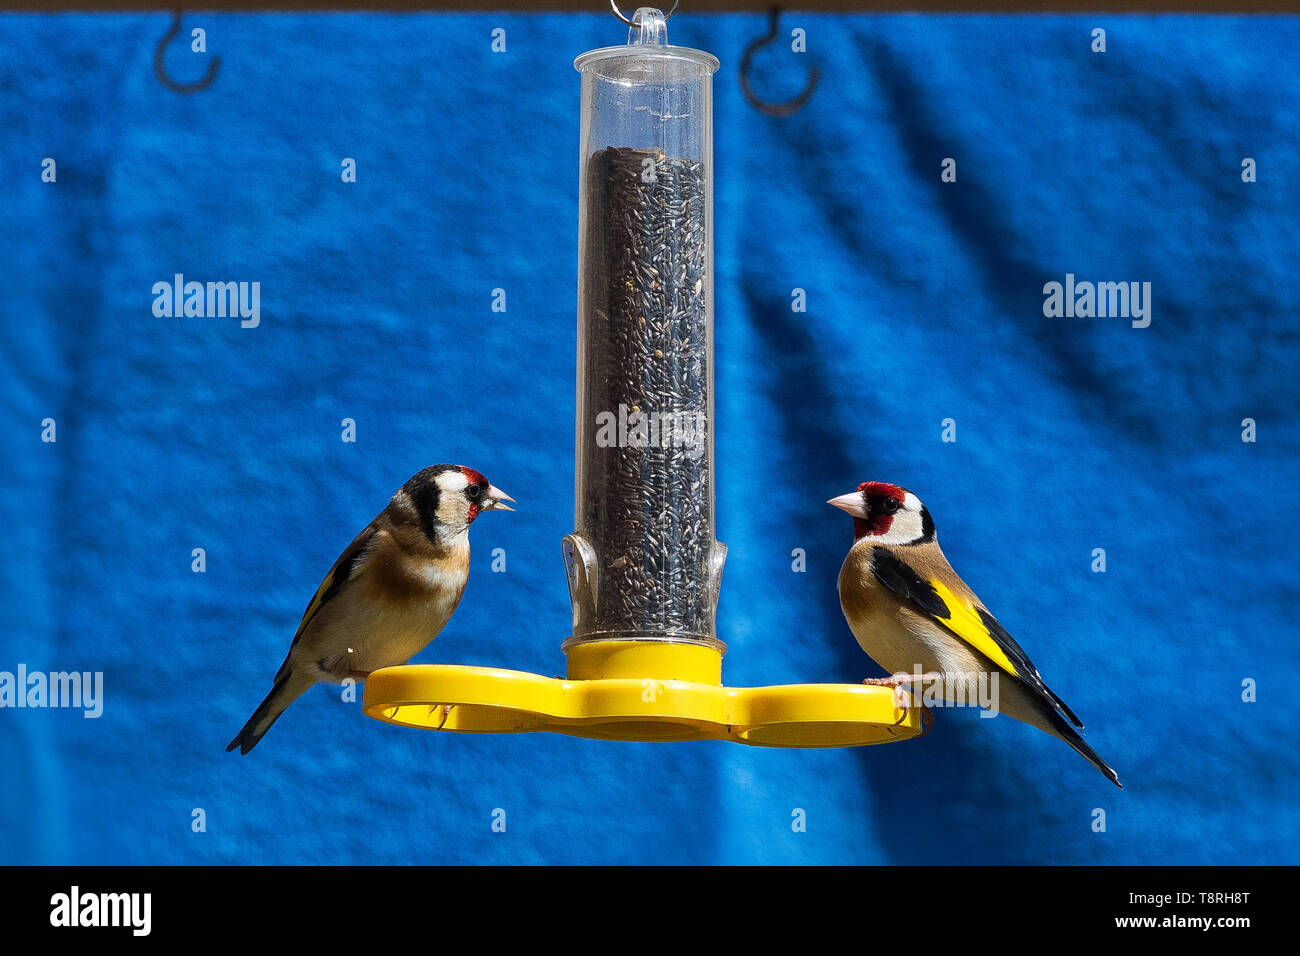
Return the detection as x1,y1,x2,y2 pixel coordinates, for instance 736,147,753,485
154,11,220,94
740,7,819,118
609,0,679,27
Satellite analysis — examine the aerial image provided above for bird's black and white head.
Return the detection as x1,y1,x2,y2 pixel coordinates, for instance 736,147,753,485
402,464,514,543
828,481,934,545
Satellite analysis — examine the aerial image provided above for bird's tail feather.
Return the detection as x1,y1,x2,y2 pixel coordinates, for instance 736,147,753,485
1047,711,1123,789
226,670,314,755
1002,677,1123,789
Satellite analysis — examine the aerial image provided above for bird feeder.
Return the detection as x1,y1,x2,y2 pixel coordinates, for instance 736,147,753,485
363,5,922,747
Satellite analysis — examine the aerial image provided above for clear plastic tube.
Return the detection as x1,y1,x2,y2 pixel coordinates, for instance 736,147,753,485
565,8,725,651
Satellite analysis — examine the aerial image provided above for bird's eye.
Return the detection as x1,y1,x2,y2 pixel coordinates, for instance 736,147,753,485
882,497,900,514
466,483,482,499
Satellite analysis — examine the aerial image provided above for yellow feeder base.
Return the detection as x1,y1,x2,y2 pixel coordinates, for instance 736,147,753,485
362,640,923,748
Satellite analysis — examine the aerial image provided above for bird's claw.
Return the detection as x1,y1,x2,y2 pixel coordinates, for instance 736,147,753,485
918,705,935,737
892,686,911,725
891,695,936,733
432,703,454,729
862,672,941,727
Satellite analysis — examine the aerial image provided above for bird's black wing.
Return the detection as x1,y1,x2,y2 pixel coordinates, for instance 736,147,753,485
870,548,1085,729
971,604,1084,729
280,521,377,660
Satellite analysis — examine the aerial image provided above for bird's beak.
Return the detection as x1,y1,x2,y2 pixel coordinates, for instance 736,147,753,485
827,491,867,519
483,486,515,512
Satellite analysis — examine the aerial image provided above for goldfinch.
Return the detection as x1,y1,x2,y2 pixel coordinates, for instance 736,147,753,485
829,481,1121,788
227,464,514,754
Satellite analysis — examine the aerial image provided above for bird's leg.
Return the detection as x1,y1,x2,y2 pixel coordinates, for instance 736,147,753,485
862,672,943,687
863,672,942,724
863,671,942,693
345,669,372,681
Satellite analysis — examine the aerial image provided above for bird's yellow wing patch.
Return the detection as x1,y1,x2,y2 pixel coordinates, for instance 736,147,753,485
288,524,377,646
870,548,1022,680
868,547,1085,729
293,566,337,640
927,580,1020,678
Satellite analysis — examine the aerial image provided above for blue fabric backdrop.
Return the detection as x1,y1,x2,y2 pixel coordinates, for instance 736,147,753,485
1,12,1297,865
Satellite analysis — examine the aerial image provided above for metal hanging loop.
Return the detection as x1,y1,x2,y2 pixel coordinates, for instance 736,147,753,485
740,7,819,118
609,0,680,27
154,10,220,94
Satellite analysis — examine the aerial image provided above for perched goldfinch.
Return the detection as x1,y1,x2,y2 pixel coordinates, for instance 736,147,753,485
227,464,514,754
829,481,1121,788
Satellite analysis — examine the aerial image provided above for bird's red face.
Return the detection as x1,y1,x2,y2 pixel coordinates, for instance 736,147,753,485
827,482,933,544
457,465,514,524
406,464,516,542
854,482,907,537
460,466,487,523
